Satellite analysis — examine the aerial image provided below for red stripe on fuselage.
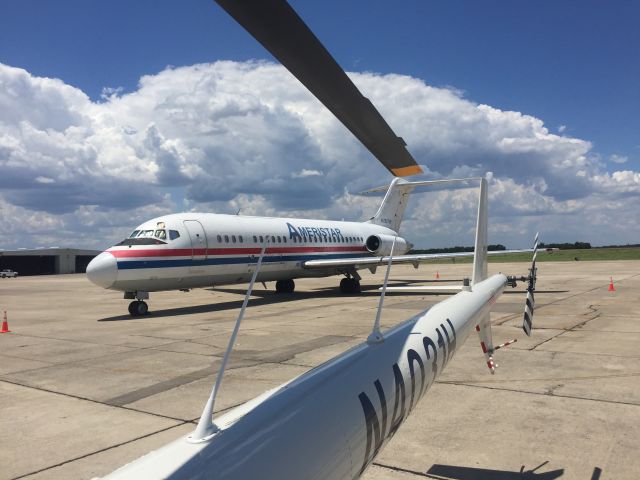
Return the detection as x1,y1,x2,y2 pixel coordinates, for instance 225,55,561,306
107,246,368,258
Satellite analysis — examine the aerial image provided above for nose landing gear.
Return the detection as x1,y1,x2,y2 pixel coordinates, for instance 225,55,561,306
125,291,150,316
128,300,149,316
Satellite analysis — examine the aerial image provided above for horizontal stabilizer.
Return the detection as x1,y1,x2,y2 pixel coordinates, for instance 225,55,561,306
360,177,481,194
379,285,463,293
303,249,534,270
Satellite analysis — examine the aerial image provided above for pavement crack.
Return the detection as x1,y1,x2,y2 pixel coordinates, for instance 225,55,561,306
10,423,188,480
544,383,564,396
529,304,602,351
528,330,567,350
496,279,618,325
371,461,430,477
442,382,640,407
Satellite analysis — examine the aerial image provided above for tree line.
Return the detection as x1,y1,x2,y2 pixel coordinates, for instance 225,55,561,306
410,242,640,253
410,244,506,254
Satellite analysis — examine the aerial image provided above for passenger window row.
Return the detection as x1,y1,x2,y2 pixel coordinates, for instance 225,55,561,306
216,234,246,244
212,233,364,245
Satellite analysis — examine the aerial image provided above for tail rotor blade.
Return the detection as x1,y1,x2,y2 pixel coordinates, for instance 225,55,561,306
523,290,534,336
522,232,539,336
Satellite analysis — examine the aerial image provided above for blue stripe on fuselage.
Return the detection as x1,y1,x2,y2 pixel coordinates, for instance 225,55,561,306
116,253,365,270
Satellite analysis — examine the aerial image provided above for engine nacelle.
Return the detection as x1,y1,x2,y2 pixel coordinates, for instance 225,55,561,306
365,234,409,255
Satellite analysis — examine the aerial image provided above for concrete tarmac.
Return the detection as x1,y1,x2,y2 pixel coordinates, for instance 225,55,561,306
0,261,638,479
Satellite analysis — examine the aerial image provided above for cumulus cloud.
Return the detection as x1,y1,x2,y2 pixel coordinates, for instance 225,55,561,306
610,154,628,164
292,169,323,178
0,60,639,249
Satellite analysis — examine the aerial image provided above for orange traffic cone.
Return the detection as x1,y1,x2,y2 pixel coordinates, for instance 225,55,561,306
1,311,10,333
608,277,616,292
436,271,440,280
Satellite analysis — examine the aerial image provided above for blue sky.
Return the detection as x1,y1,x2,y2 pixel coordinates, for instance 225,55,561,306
3,0,637,165
1,0,639,248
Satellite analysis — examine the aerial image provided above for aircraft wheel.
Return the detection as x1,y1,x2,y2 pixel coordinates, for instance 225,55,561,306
128,300,148,316
275,279,295,293
285,279,295,293
340,278,360,294
137,301,149,315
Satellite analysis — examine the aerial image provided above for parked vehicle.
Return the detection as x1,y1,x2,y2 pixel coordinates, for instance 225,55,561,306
0,269,18,278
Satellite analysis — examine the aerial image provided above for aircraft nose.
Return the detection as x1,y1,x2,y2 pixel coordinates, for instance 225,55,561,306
86,252,118,288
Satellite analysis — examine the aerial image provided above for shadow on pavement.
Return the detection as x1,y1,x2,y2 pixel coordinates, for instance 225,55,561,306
425,461,567,479
97,280,426,322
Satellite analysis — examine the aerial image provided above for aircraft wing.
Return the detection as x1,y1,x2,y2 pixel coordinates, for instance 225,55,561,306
303,249,534,269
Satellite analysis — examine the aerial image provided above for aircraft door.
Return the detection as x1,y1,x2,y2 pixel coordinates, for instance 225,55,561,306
183,220,208,262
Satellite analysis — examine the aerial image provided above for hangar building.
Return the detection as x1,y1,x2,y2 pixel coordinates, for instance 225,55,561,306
0,248,101,276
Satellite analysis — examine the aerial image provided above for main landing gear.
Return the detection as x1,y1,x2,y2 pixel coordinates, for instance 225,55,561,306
125,291,150,317
339,270,362,294
275,279,296,293
339,277,361,294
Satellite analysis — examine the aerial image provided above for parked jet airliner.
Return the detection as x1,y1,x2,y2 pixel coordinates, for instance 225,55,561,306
87,178,488,316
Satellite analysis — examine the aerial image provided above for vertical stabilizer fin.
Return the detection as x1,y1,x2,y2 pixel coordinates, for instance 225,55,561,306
472,177,488,286
472,177,496,374
367,178,413,232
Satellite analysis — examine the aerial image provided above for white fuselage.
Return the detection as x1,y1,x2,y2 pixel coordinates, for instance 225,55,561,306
100,274,506,479
88,213,403,293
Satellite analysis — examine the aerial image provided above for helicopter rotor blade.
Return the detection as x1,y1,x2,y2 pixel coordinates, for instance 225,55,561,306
214,0,423,177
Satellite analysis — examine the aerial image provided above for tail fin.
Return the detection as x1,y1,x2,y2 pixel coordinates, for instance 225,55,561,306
471,177,496,372
366,177,480,232
471,177,488,285
366,178,414,232
472,177,522,373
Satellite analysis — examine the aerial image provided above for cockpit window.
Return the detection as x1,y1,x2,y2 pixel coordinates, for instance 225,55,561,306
116,237,167,246
126,229,176,241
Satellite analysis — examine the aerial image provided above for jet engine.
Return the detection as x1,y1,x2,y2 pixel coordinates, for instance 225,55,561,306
365,234,409,256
